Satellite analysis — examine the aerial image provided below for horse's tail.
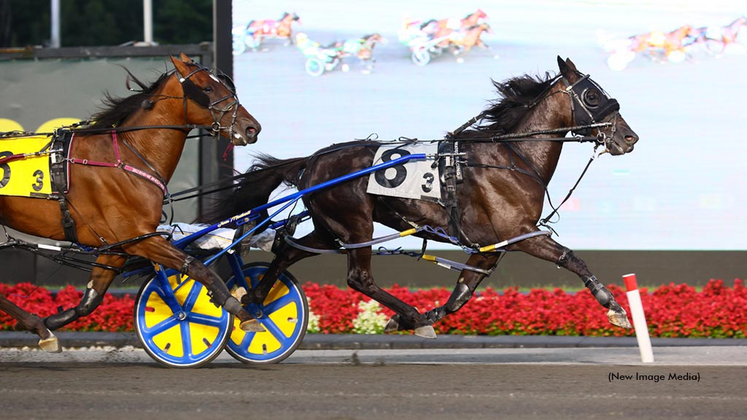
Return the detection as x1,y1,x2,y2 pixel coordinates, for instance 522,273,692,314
251,153,307,188
197,154,308,224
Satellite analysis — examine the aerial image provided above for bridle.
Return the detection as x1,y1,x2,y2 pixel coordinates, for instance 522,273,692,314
558,72,620,151
172,64,242,141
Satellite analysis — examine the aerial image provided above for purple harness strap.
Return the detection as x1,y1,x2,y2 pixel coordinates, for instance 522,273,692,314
68,130,167,195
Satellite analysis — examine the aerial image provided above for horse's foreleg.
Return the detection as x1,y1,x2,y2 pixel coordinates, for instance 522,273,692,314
44,255,126,331
0,294,60,352
127,236,263,332
515,233,632,328
420,253,501,324
347,246,436,338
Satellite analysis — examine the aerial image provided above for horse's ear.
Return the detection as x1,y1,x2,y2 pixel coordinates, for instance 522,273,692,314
557,56,566,72
170,55,190,78
557,56,577,79
179,52,192,63
564,58,578,71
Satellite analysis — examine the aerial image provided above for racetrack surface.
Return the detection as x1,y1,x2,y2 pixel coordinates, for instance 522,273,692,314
1,347,746,420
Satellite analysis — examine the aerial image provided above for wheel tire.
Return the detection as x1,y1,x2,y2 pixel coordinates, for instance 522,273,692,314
134,272,233,368
412,47,431,66
233,35,246,55
225,262,309,364
305,58,325,76
245,35,260,51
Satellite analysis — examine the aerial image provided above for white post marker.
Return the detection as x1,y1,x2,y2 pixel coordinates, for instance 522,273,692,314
623,273,654,363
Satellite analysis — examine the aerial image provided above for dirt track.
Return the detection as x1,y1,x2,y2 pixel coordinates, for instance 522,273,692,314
1,351,745,420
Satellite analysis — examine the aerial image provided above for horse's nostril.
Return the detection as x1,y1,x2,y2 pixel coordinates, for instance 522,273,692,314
625,135,637,144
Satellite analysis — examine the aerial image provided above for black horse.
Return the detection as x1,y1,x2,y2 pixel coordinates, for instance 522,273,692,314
211,57,639,338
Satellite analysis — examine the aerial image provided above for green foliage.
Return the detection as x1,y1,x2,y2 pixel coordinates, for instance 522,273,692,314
0,0,212,47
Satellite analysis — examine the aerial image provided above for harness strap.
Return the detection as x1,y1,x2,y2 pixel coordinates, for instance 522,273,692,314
58,197,79,243
437,141,463,240
65,131,167,195
180,255,195,275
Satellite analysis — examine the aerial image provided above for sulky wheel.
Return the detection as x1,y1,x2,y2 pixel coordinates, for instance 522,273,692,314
411,47,431,66
134,271,233,368
225,262,308,364
232,35,246,55
305,58,325,76
245,34,260,51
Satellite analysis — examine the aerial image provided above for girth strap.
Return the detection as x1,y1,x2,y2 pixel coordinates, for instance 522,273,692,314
58,196,79,243
438,141,463,239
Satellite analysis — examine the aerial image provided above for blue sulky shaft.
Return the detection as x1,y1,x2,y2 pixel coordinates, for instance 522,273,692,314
172,153,427,253
250,153,427,215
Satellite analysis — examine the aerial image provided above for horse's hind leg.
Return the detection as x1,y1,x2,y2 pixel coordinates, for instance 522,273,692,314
125,236,264,332
347,246,436,338
44,255,126,330
513,232,632,328
417,253,502,325
247,230,437,338
248,230,333,304
0,294,60,352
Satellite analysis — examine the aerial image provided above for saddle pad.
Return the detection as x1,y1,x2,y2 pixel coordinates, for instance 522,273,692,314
366,142,441,201
0,135,55,198
158,223,276,252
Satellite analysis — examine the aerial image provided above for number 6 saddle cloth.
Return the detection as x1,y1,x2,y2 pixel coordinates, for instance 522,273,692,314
0,131,70,199
365,142,442,201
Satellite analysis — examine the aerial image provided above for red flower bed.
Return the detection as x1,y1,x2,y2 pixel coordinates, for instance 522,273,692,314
1,279,744,338
0,283,134,332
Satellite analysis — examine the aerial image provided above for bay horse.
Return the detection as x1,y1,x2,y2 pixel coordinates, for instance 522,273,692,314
247,12,300,45
430,9,488,48
208,57,638,338
453,23,492,54
0,54,262,352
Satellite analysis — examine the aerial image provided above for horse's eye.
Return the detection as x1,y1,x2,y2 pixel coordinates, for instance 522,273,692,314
203,86,213,93
583,89,600,108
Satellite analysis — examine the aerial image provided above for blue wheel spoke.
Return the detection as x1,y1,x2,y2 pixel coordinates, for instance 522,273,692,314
260,317,287,343
144,316,180,335
180,320,194,356
187,312,229,327
238,330,256,348
181,282,204,313
262,293,297,314
152,285,184,313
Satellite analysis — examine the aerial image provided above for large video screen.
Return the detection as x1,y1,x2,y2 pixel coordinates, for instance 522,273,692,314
231,0,746,251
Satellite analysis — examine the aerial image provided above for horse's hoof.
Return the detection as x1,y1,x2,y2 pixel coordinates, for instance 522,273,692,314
384,315,400,333
608,309,633,329
231,287,247,302
38,334,61,353
240,319,266,333
414,325,437,339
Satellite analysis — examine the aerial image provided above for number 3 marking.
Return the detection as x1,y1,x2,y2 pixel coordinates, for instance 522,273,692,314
422,172,434,193
32,169,44,191
0,151,12,188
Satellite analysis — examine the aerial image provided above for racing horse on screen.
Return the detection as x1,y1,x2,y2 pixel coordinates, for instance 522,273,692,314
0,54,262,352
206,57,639,338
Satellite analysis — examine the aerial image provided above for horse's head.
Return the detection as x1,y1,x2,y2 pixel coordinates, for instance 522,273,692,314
363,33,384,45
556,56,638,155
471,9,488,24
170,53,261,145
283,12,301,24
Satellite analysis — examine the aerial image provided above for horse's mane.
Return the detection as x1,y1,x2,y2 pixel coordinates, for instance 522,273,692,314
467,72,557,136
89,70,172,128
